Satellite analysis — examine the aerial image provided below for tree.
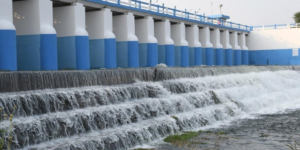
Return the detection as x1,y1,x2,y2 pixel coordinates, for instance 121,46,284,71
294,12,300,23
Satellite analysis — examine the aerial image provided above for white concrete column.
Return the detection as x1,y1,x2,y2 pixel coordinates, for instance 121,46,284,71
13,0,57,71
199,26,213,66
0,0,17,71
239,32,249,65
135,16,158,67
54,3,90,70
86,8,116,69
210,28,223,66
221,30,233,66
154,19,174,66
186,25,202,66
230,32,241,65
113,12,139,68
171,22,189,67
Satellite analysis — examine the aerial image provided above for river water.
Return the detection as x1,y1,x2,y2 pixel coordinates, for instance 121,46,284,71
0,66,299,150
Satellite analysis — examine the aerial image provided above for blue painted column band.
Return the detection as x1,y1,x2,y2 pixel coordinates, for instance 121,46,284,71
194,47,202,66
89,38,116,69
147,43,158,67
58,36,76,70
181,46,189,67
174,46,181,67
40,34,58,70
105,38,117,69
225,49,233,66
205,47,214,66
17,35,40,71
165,45,175,67
0,30,17,71
128,41,139,68
89,39,104,69
215,48,224,66
242,50,249,65
189,47,194,66
139,43,147,67
76,36,90,70
234,50,242,66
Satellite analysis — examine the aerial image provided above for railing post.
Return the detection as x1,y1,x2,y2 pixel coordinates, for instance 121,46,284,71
149,0,152,11
162,3,165,14
139,1,141,9
173,6,176,16
157,5,159,13
185,9,187,18
128,0,131,7
274,24,276,29
194,11,196,20
117,0,120,4
263,25,265,30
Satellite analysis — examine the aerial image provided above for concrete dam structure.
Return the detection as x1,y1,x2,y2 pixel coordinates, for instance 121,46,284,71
0,0,254,71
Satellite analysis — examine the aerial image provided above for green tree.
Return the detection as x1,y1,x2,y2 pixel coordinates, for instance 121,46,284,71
293,12,300,23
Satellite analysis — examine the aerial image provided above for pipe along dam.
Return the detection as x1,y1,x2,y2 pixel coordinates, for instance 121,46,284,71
0,0,300,150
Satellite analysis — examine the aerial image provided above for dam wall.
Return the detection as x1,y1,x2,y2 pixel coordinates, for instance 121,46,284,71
249,25,300,65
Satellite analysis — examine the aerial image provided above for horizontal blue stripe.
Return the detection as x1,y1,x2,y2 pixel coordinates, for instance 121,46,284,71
242,50,249,65
0,30,17,71
249,49,300,65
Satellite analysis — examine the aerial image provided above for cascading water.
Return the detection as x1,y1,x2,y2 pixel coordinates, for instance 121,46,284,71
0,66,299,150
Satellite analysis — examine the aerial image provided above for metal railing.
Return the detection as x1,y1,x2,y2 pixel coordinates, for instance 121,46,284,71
253,23,300,31
86,0,252,32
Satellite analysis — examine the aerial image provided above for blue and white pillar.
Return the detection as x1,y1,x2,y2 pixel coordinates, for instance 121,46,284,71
135,16,158,67
186,25,202,66
154,19,175,67
14,0,57,71
0,0,17,71
221,30,233,66
199,27,213,66
54,3,90,70
86,8,116,69
171,22,189,67
211,28,223,66
113,12,139,68
239,33,249,65
230,32,241,65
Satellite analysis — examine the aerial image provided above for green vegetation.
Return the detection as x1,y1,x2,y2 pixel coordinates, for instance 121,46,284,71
164,131,202,143
287,140,300,150
0,106,16,150
171,116,179,120
294,12,300,23
210,91,221,104
216,131,228,135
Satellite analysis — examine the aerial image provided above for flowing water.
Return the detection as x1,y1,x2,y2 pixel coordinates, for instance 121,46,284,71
0,66,299,150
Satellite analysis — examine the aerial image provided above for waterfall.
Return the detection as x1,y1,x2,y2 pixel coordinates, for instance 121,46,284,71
0,66,299,150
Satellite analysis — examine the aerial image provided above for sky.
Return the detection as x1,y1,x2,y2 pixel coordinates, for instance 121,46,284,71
141,0,300,26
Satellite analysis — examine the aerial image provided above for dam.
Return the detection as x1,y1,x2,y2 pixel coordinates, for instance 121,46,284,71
0,0,300,150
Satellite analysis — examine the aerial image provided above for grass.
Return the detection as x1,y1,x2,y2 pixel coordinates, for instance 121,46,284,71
216,131,228,135
164,131,202,143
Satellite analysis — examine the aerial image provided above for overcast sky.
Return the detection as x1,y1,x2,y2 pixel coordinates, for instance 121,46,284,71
142,0,300,26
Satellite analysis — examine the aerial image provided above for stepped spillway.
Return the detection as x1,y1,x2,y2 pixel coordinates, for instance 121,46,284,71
0,66,300,150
